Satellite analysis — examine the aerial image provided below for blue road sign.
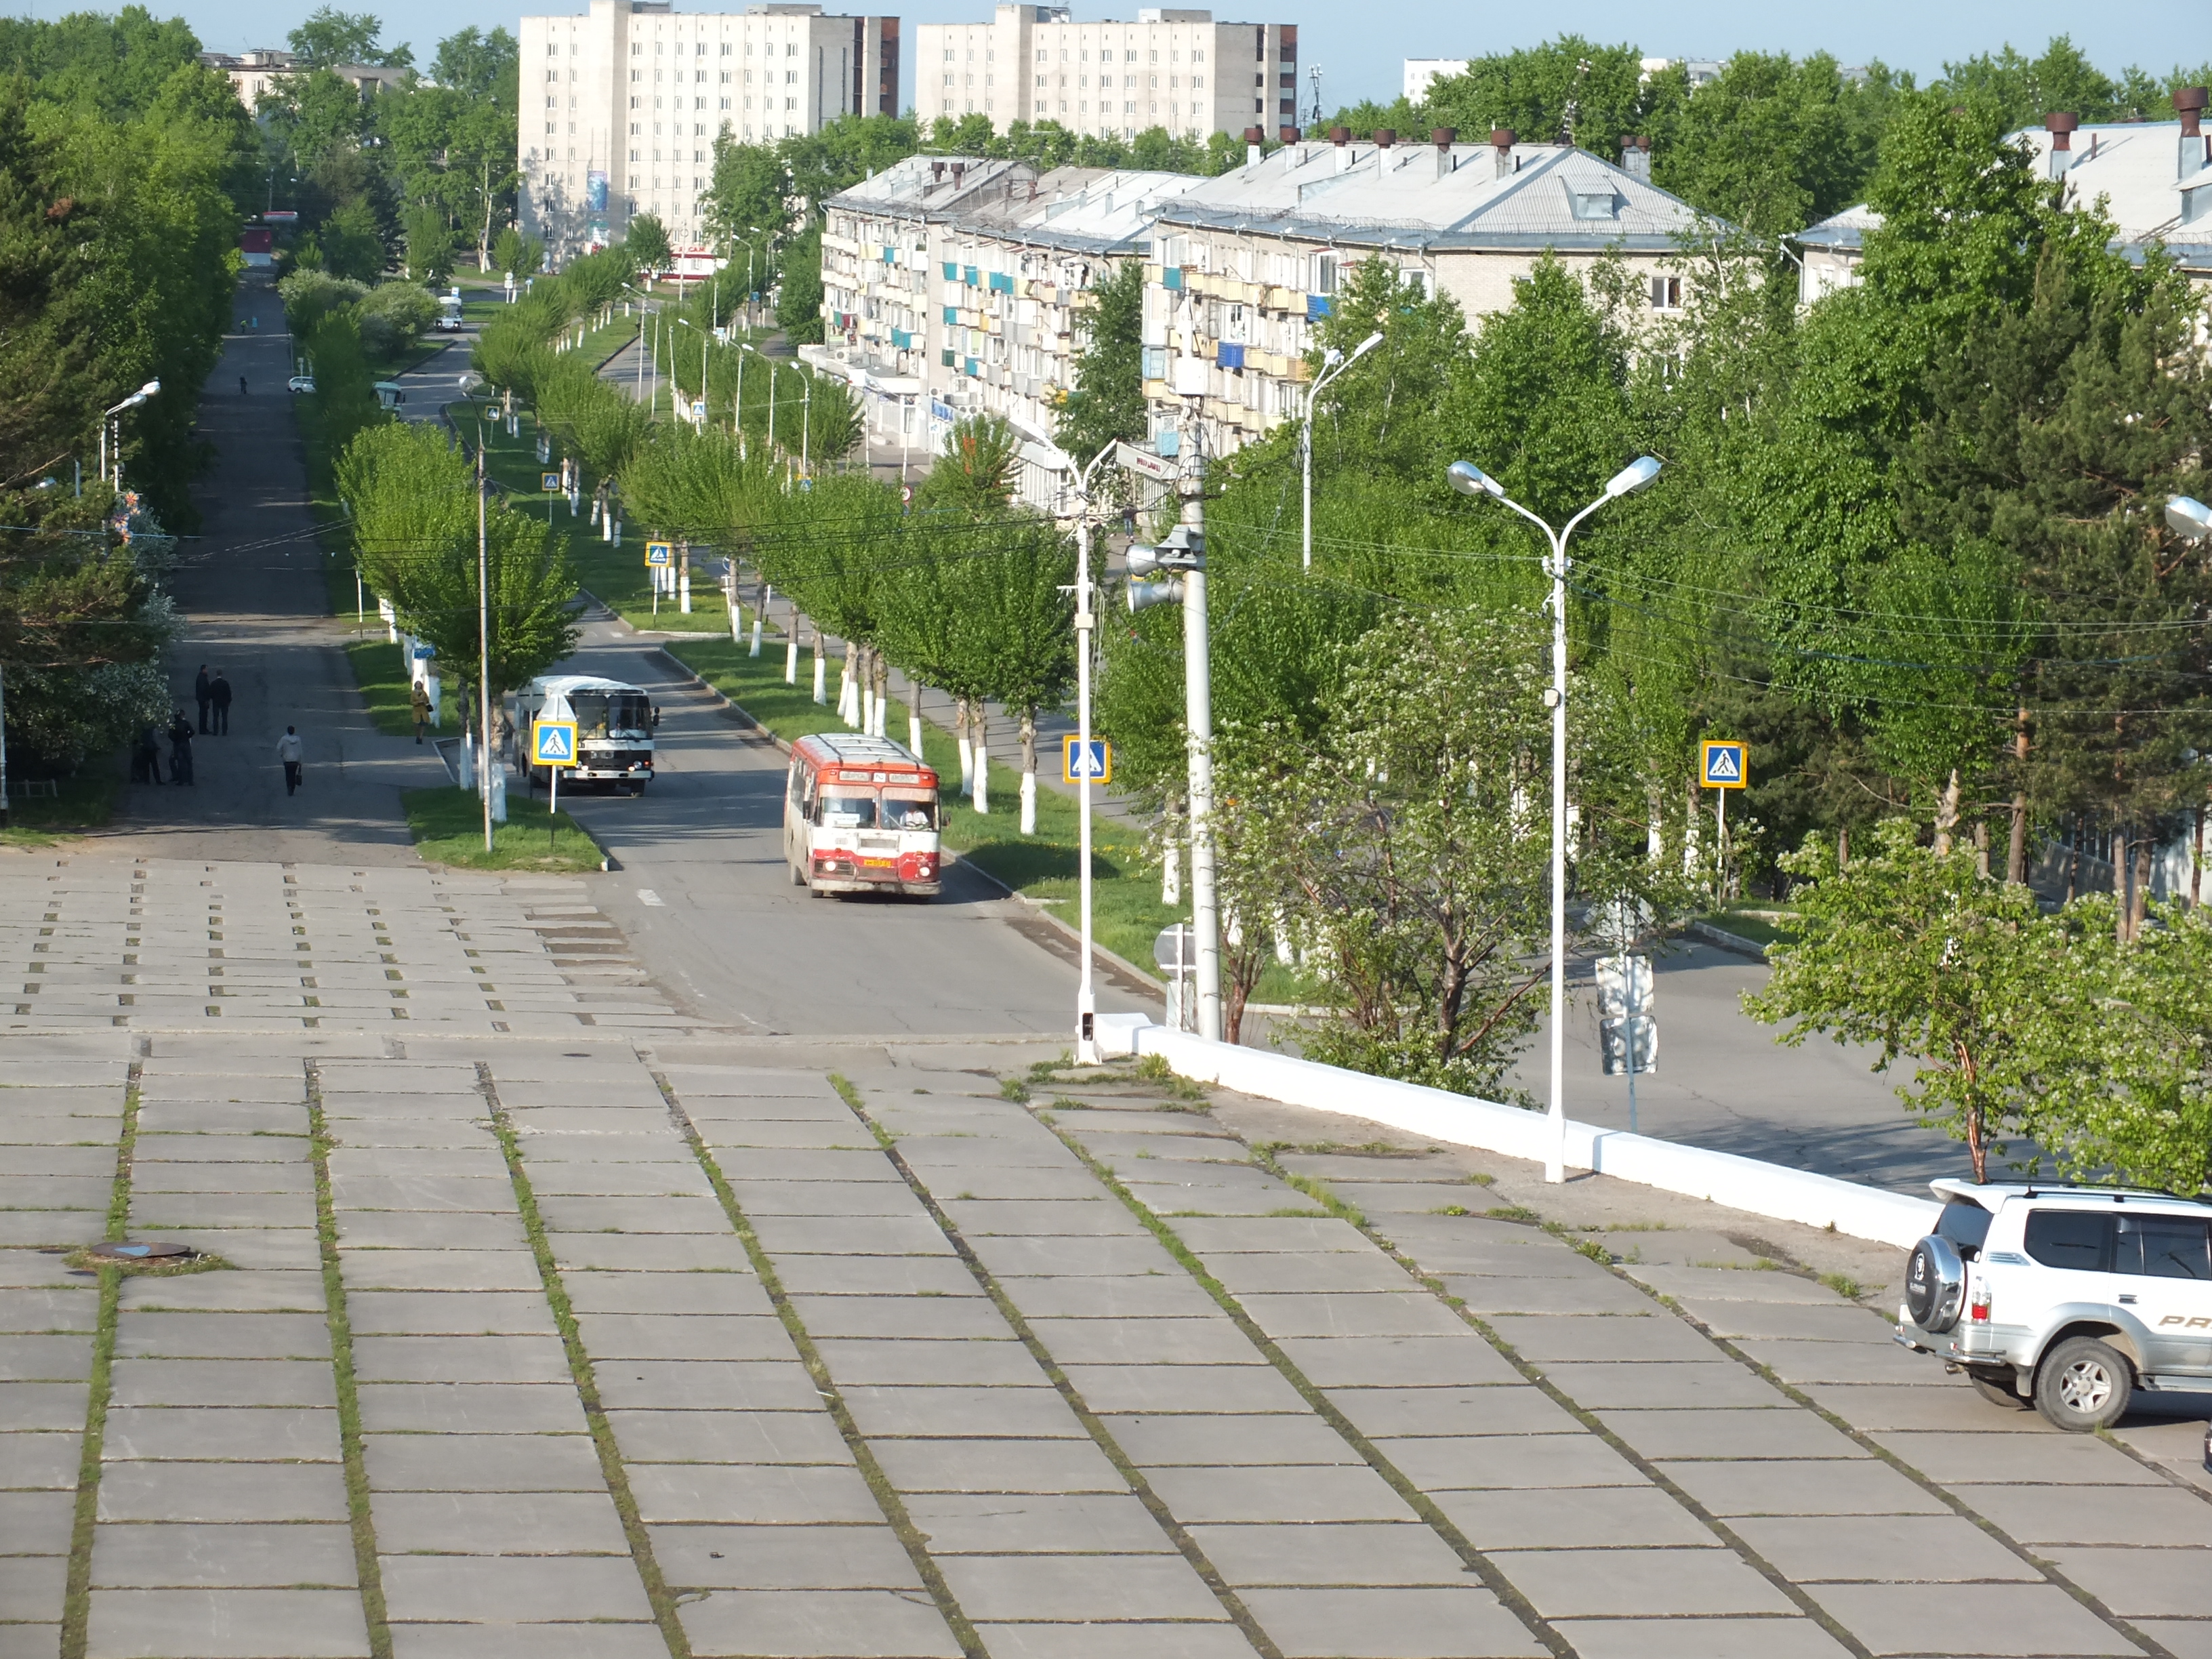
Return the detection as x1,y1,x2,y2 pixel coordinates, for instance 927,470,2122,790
1701,739,1747,790
1063,737,1111,784
644,541,674,567
541,472,561,492
531,720,578,767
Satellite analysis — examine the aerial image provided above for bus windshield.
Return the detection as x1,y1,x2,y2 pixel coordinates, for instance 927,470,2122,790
884,794,937,830
567,691,652,739
816,792,877,828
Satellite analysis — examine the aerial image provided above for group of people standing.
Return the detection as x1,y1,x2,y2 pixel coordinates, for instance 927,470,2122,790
131,665,231,786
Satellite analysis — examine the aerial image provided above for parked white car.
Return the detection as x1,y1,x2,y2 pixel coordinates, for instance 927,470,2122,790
1895,1179,2212,1431
287,375,315,393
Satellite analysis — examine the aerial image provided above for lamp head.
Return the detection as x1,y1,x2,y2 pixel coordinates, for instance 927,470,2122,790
1350,330,1385,360
2168,496,2212,542
139,379,161,397
1447,459,1502,499
1322,348,1344,368
1605,455,1662,498
1126,576,1183,613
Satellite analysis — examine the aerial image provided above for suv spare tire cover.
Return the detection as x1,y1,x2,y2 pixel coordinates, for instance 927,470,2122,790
1906,1234,1966,1332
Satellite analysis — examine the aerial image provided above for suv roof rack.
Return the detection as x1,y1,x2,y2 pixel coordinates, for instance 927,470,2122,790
1929,1176,2212,1207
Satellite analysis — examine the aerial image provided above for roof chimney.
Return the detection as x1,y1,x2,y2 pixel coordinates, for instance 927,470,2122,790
1279,124,1300,146
1620,134,1652,181
1373,128,1397,152
2044,111,2078,179
1431,126,1456,179
1491,128,1517,179
2177,87,2209,179
1244,125,1265,169
1332,124,1353,173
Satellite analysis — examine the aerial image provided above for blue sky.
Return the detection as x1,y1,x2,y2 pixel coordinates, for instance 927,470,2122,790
152,0,2209,112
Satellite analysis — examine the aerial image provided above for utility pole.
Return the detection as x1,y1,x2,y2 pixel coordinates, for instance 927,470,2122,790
479,433,493,854
1179,403,1222,1042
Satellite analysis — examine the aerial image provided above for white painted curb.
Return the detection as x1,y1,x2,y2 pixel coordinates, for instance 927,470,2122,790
1113,1023,1938,1250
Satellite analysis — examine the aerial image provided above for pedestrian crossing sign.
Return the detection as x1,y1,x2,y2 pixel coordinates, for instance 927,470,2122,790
1063,737,1111,784
1701,739,1747,790
644,541,674,567
541,472,561,492
531,720,578,768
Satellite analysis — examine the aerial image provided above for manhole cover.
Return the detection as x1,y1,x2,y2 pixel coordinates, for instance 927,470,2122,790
84,1242,195,1263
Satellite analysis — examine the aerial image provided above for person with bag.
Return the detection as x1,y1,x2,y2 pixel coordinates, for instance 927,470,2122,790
411,680,433,744
276,726,303,796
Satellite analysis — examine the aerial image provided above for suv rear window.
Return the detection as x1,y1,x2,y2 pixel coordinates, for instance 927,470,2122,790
1936,1198,1993,1254
2024,1210,2111,1272
2116,1214,2212,1279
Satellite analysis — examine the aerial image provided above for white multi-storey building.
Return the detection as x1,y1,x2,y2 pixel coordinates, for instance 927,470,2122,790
518,0,898,258
914,6,1296,144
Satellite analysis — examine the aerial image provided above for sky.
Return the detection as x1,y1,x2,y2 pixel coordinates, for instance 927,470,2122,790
152,0,2209,112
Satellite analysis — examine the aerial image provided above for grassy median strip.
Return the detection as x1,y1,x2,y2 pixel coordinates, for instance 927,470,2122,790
60,1061,142,1659
304,1064,394,1659
649,1070,987,1659
479,1065,691,1659
401,787,602,873
823,1073,1289,1659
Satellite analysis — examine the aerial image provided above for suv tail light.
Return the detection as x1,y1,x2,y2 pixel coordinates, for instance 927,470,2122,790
1968,1293,1992,1323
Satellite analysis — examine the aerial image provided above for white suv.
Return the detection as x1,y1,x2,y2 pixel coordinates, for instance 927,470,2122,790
1894,1179,2212,1431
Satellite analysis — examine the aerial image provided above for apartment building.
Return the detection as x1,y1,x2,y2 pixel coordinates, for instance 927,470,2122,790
1141,128,1715,459
1797,102,2212,304
199,49,409,110
810,155,1202,502
517,0,897,259
914,6,1296,143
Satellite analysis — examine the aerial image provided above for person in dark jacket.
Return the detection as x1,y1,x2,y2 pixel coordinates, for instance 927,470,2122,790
133,724,163,785
193,665,211,733
209,669,232,735
167,710,195,786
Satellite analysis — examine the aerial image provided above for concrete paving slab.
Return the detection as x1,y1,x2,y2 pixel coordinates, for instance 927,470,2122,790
523,1164,718,1197
1551,1618,1850,1658
724,1183,926,1220
995,1277,1226,1320
838,1386,1087,1441
549,1235,754,1273
112,1313,331,1361
783,1296,1010,1340
1736,1340,1934,1386
108,1359,335,1408
350,1335,571,1385
1189,1521,1472,1586
962,1235,1182,1277
1107,1413,1364,1467
1326,1387,1579,1440
1235,1293,1473,1340
371,1490,630,1554
1955,1481,2212,1547
88,1522,357,1588
2041,1547,2212,1618
571,1313,792,1361
605,1409,852,1465
973,1624,1262,1659
1274,1337,1521,1389
1440,1276,1661,1317
115,1231,323,1272
1597,1408,1868,1460
85,1587,371,1658
1875,1430,2164,1486
1483,1314,1720,1365
96,1461,350,1523
356,1384,590,1434
1490,1546,1799,1616
905,1168,1111,1202
627,1462,885,1524
1023,1318,1263,1368
676,1587,963,1659
0,1384,92,1431
563,1275,771,1315
1530,1363,1792,1410
1660,1458,1951,1517
1733,1513,2044,1582
362,1432,608,1492
346,1292,558,1335
1433,1483,1717,1549
116,1272,324,1314
1376,1433,1645,1490
0,1433,79,1487
378,1553,655,1623
2133,1623,2212,1659
1805,1581,2142,1655
1063,1364,1311,1416
648,1523,922,1589
0,1292,95,1333
0,1489,71,1551
1140,1463,1414,1523
903,1492,1176,1554
533,1195,731,1233
1622,1266,1868,1305
594,1360,823,1412
935,1553,1226,1622
335,1212,530,1251
810,1339,1042,1388
868,1437,1126,1494
1677,1301,1897,1343
328,1175,516,1212
0,1555,64,1617
102,1406,339,1462
1236,1586,1544,1658
131,1164,313,1196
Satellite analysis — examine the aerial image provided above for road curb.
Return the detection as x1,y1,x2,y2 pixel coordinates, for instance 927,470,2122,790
1687,920,1769,961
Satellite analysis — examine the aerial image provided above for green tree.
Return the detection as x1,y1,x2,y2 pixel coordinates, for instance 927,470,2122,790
775,224,823,344
288,7,410,70
430,26,516,98
1423,37,1680,155
1748,819,2045,1181
302,197,386,281
403,201,453,284
1053,258,1143,468
490,225,543,279
625,212,672,275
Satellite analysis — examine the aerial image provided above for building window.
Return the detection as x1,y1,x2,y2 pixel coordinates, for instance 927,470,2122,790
1649,274,1683,310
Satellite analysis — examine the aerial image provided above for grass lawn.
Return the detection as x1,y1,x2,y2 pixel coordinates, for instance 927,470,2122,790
1694,907,1796,949
403,786,601,873
668,637,1265,991
346,640,457,740
1,773,119,847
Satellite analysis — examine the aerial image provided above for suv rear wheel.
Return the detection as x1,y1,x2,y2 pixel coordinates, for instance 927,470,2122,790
2034,1336,2133,1431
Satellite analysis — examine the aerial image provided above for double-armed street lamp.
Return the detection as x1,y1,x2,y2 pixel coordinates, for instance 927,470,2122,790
2169,497,2212,542
1446,451,1662,1183
100,380,161,490
1068,441,1120,1062
1301,331,1382,571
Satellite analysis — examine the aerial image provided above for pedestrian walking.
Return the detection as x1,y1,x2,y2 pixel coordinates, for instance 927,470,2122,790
239,375,248,396
192,665,211,733
410,680,432,744
209,670,232,735
166,710,195,787
276,726,303,796
131,724,163,785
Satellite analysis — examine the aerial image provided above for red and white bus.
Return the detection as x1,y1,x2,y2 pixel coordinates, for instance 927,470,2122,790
783,732,942,898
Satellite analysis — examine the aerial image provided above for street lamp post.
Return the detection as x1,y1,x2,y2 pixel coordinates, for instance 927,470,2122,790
1446,453,1662,1183
99,380,160,490
674,316,710,426
1300,331,1382,573
477,426,494,854
1070,442,1118,1062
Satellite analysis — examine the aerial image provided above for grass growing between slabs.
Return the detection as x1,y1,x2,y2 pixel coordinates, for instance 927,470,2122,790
667,635,1278,989
402,785,602,873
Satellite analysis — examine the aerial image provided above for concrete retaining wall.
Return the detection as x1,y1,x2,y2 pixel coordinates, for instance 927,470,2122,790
1105,1020,1940,1250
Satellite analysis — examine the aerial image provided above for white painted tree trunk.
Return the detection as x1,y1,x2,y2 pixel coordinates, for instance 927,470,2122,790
973,706,989,814
1647,784,1664,862
785,636,799,686
811,636,826,705
1683,773,1700,879
909,712,924,757
873,653,890,738
1019,712,1037,835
